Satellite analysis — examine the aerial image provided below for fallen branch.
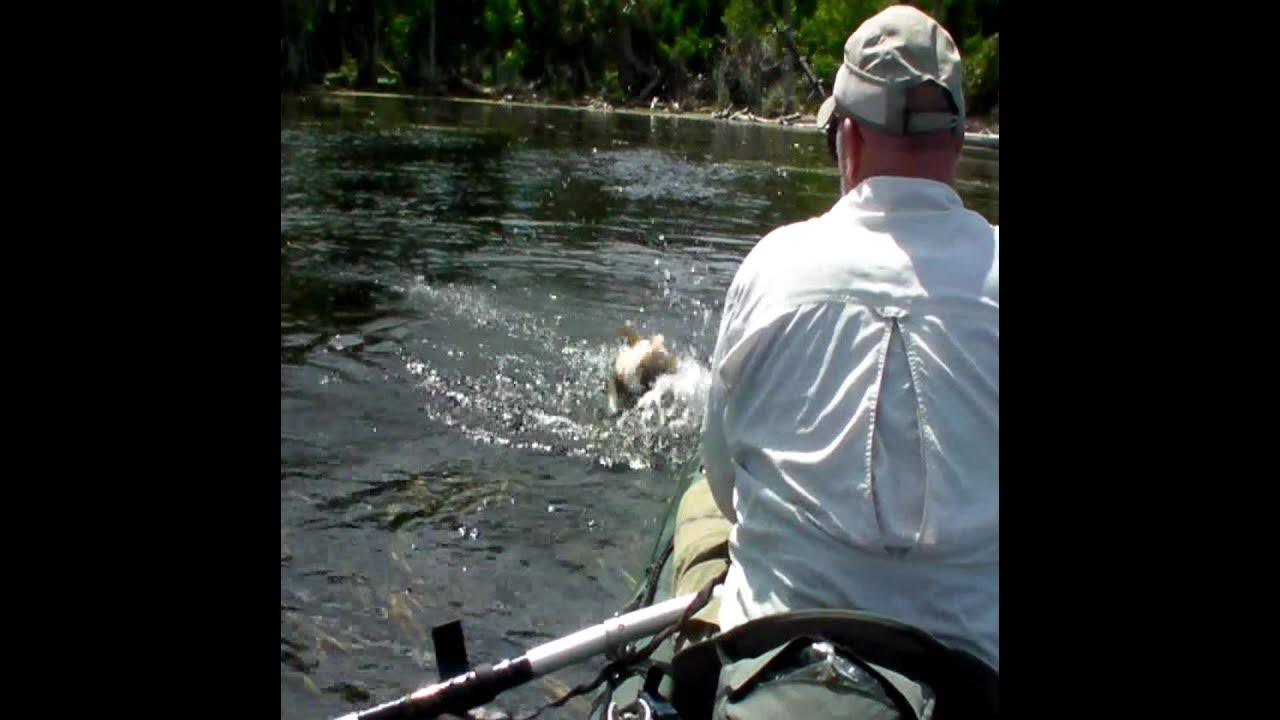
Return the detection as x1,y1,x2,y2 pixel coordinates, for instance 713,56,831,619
777,26,824,100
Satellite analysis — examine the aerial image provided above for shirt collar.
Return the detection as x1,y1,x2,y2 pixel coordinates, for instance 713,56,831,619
834,176,963,215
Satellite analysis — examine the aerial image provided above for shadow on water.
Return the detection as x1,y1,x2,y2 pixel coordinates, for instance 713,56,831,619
280,93,998,719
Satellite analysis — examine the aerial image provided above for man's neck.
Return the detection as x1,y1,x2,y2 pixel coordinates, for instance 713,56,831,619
857,163,955,187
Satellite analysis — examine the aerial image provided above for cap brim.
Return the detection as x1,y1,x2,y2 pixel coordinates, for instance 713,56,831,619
819,63,888,132
816,95,837,131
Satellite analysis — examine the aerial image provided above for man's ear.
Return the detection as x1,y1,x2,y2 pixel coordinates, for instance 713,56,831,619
840,117,861,191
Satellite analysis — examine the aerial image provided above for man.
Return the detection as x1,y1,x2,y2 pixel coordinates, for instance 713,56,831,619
699,4,999,673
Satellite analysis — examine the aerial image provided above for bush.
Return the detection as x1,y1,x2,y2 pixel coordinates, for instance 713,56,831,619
324,56,359,88
762,83,791,116
962,32,998,116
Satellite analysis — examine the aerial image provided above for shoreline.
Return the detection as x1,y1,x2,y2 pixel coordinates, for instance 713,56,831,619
296,88,999,150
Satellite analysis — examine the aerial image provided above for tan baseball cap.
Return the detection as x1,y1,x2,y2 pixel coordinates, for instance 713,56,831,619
816,5,965,137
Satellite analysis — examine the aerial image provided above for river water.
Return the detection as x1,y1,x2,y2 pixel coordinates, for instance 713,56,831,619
280,92,998,719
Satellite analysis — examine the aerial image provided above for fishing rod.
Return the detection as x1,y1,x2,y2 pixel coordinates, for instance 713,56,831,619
335,590,706,720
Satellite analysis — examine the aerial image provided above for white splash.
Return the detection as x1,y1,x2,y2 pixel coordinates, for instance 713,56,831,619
634,356,711,423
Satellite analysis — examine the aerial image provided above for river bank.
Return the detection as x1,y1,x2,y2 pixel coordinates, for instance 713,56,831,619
293,87,1000,148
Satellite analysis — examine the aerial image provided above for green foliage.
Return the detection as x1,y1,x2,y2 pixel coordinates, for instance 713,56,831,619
762,82,790,116
602,68,624,101
323,56,360,88
962,32,998,115
722,0,768,39
797,0,890,82
283,0,1000,118
501,43,529,83
485,0,523,42
388,12,414,62
665,32,715,70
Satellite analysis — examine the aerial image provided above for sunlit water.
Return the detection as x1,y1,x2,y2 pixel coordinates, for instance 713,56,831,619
280,93,998,719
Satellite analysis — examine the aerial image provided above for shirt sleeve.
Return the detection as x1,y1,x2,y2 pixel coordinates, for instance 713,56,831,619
701,369,736,523
701,278,744,524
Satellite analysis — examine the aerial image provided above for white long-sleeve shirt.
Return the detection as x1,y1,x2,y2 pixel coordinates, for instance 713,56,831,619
701,175,999,670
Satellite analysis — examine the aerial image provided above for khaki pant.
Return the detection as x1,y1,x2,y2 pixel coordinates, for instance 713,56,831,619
664,475,937,719
671,473,732,650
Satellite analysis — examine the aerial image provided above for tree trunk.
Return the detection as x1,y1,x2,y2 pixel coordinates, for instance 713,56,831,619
779,25,824,100
616,13,660,98
782,0,794,114
356,3,378,87
516,0,551,80
428,0,437,84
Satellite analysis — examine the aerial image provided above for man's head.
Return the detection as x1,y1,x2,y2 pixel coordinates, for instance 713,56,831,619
817,5,965,192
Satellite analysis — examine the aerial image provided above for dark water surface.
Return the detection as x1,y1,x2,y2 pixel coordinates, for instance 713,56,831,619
280,93,998,719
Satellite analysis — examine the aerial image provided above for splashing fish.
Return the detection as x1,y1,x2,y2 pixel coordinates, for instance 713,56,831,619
606,324,680,414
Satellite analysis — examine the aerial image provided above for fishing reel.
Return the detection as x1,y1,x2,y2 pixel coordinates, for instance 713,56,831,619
604,663,680,720
606,697,653,720
606,692,680,720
